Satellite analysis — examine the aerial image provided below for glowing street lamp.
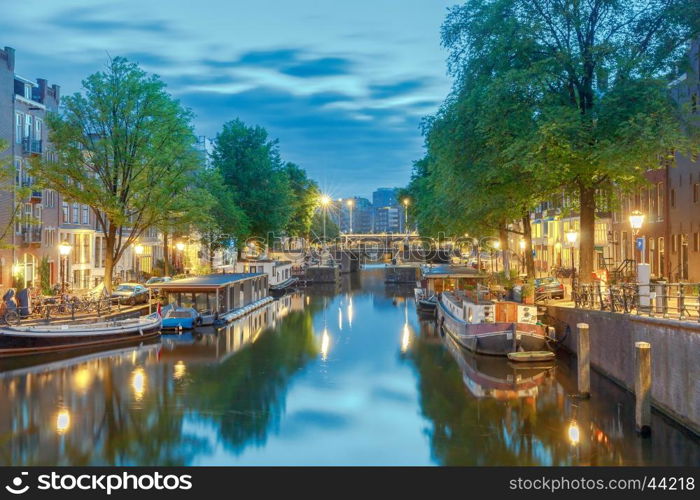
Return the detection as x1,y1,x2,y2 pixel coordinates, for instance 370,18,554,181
175,241,185,252
58,241,72,294
629,210,646,264
134,244,144,282
346,199,354,234
320,194,331,257
565,229,579,283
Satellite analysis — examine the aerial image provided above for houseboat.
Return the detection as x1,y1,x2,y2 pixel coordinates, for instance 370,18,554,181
234,259,298,295
444,334,555,400
414,265,487,316
149,273,271,328
437,287,549,356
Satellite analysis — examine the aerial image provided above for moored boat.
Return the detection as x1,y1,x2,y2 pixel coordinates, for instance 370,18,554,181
437,289,550,356
0,312,162,357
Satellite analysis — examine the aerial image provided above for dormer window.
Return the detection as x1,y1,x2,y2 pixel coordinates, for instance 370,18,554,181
24,83,32,100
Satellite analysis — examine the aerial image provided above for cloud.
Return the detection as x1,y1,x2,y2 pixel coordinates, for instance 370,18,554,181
48,6,173,34
280,57,353,78
369,79,430,99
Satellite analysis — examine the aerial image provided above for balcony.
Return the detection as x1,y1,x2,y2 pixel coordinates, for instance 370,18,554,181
21,225,42,246
21,137,42,155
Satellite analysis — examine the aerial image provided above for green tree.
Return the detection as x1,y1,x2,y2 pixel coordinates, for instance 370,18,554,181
33,57,200,292
439,0,700,281
310,209,339,242
193,166,249,268
283,162,319,241
211,119,292,248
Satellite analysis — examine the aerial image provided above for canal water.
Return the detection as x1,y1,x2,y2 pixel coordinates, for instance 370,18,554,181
0,268,697,466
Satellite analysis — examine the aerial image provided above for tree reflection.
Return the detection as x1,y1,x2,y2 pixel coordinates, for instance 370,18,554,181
407,333,599,465
185,308,318,454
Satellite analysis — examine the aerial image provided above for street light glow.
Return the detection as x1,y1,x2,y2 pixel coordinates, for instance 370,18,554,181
134,244,144,255
519,239,526,251
565,229,579,244
629,210,645,231
320,194,331,206
493,240,501,249
58,241,72,256
175,242,185,251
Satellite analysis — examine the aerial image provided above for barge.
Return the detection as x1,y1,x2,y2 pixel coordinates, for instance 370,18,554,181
149,273,270,329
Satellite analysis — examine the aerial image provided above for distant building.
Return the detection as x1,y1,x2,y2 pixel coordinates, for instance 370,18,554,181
372,187,398,208
336,196,373,234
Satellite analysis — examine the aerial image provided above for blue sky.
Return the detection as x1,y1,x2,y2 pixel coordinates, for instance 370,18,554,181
3,0,455,198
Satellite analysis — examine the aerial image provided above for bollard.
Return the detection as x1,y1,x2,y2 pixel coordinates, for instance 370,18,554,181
635,342,652,436
577,323,590,397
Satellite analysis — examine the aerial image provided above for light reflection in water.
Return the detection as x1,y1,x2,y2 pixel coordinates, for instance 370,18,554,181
568,420,581,446
55,408,70,434
0,273,696,466
131,368,146,400
320,328,331,361
173,361,186,380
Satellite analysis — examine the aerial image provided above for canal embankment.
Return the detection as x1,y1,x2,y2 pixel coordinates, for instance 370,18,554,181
545,305,700,435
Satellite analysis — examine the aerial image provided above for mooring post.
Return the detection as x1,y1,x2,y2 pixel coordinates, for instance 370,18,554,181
635,341,652,436
577,323,590,397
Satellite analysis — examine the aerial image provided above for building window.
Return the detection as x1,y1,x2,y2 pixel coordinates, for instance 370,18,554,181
15,112,23,143
658,237,665,276
72,203,79,224
62,201,69,223
35,118,42,139
24,83,32,100
671,234,677,253
82,205,89,224
24,114,32,139
656,182,664,221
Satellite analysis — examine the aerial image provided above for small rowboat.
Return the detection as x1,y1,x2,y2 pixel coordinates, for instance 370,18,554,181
0,312,162,357
507,351,556,363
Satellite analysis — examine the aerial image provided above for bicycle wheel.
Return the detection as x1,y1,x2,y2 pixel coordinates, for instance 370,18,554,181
4,310,20,326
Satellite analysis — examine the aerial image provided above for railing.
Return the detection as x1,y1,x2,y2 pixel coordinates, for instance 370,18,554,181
21,225,42,243
21,137,42,154
573,281,700,322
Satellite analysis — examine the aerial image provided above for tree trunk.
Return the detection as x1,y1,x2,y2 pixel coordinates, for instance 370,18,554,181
522,213,535,278
579,183,596,283
163,231,170,276
499,226,510,275
104,241,115,294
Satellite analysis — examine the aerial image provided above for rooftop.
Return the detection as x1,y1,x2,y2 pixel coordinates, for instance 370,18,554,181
149,273,264,289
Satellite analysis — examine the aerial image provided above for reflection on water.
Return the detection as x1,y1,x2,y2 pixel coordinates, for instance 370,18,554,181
0,269,697,465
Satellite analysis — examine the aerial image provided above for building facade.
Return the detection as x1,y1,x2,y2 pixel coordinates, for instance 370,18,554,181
1,46,167,291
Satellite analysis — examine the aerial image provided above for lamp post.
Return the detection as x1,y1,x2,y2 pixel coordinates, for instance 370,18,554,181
402,198,409,235
134,244,144,282
175,241,185,273
629,210,645,264
493,240,501,274
346,198,354,234
320,194,331,263
565,229,579,283
58,241,72,294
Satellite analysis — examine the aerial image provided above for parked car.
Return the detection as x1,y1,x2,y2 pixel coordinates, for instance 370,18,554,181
111,283,150,305
534,277,565,300
145,276,172,294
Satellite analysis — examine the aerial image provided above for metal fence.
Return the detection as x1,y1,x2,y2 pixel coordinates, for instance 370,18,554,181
572,281,700,322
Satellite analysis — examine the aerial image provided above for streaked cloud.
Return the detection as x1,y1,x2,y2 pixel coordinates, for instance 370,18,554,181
2,0,454,197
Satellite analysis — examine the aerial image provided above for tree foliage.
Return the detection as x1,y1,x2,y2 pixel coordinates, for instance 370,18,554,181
33,57,201,291
411,0,700,280
211,119,293,242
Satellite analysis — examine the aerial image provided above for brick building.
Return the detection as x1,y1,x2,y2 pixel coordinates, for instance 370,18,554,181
0,46,165,291
610,38,700,282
